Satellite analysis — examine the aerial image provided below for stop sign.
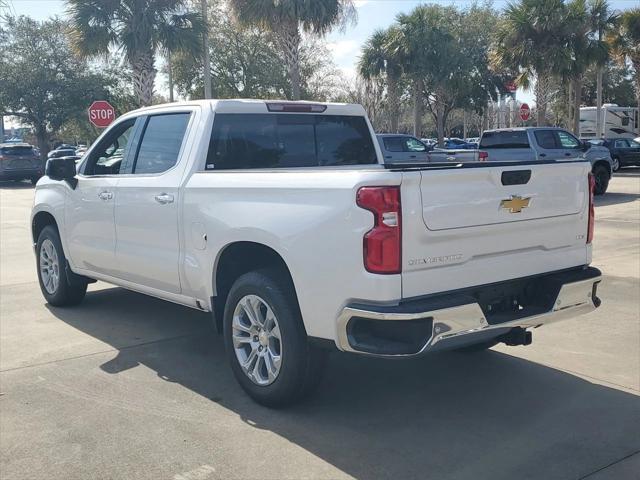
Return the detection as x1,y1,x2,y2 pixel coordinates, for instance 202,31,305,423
519,103,531,121
88,101,115,128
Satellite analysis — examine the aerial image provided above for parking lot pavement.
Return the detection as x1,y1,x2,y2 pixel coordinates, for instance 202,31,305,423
1,172,639,480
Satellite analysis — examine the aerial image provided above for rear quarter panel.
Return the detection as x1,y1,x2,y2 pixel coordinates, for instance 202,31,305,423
181,168,403,340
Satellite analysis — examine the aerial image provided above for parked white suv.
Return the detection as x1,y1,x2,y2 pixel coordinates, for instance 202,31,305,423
32,100,602,406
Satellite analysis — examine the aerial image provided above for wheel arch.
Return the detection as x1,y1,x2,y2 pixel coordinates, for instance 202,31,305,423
31,210,59,245
211,241,299,333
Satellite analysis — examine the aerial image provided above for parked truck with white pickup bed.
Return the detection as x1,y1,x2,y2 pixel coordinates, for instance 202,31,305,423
32,100,602,407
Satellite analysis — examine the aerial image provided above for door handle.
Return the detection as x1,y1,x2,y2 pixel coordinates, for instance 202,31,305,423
539,153,547,158
564,152,572,156
154,193,174,205
98,191,113,201
410,155,417,158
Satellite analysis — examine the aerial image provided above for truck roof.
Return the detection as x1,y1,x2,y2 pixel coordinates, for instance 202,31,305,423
482,127,567,133
376,133,416,138
124,99,367,117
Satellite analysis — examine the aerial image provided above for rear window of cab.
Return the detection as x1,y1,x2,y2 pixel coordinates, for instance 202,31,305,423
479,131,530,149
206,113,377,169
1,146,35,155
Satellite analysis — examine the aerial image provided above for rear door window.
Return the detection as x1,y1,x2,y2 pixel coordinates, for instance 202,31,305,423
534,130,558,149
207,114,377,169
479,131,530,149
382,137,405,152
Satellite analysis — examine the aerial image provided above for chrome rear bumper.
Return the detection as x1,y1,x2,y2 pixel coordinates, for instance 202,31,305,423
337,267,602,356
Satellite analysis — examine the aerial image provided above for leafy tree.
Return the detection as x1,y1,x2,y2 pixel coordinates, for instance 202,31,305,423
67,0,204,107
436,5,506,137
608,8,640,115
171,8,342,101
388,4,502,143
0,16,112,158
563,0,596,134
583,62,637,106
228,0,355,100
492,0,574,125
358,27,402,133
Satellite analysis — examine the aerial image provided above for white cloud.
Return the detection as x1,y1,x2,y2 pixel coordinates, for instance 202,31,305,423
327,39,361,62
354,0,371,7
338,66,357,81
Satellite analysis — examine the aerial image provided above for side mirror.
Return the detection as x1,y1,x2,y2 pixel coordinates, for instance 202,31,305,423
46,156,78,189
581,140,591,152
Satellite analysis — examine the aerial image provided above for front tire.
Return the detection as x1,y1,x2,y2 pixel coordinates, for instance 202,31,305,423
592,164,610,195
223,269,325,407
611,156,620,172
36,225,87,306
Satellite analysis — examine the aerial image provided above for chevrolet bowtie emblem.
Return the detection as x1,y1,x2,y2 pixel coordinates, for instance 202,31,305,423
500,195,531,213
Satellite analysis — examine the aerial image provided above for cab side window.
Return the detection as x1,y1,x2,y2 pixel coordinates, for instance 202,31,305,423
405,137,426,152
383,137,405,152
557,131,581,149
84,120,136,176
534,130,557,149
614,139,629,148
132,113,191,175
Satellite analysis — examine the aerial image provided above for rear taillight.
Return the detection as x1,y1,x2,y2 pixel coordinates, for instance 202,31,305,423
356,186,401,274
478,151,488,161
587,173,595,244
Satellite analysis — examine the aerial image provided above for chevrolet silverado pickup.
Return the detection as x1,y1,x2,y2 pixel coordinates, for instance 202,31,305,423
31,100,602,407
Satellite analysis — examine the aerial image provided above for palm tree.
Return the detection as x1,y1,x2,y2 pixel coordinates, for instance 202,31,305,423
358,27,402,133
491,0,573,126
565,0,601,135
589,0,617,137
608,8,640,119
67,0,204,107
391,5,462,143
228,0,355,101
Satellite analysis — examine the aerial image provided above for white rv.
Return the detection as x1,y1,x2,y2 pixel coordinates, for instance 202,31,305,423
580,104,639,139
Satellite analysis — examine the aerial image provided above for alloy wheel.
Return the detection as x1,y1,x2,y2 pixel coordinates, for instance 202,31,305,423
232,294,282,386
40,238,60,294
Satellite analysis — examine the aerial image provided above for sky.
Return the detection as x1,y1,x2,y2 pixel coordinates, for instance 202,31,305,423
5,0,639,107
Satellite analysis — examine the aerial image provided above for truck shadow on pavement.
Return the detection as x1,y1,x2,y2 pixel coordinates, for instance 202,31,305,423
614,167,640,177
594,191,640,207
47,286,640,480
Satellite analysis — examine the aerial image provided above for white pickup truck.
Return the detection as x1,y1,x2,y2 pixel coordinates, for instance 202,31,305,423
32,100,602,406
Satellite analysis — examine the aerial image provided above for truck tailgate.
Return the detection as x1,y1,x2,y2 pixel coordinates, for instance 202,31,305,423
400,161,592,298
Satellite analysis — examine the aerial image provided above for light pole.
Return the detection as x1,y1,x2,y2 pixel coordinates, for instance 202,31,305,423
201,0,212,99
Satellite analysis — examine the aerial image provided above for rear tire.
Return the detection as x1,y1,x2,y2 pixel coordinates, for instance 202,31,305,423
223,269,325,407
36,225,87,306
592,164,610,195
30,176,41,185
